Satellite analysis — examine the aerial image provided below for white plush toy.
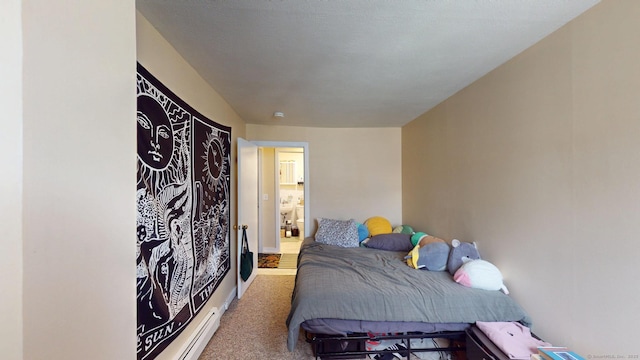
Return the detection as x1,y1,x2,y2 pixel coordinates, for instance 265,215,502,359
453,259,509,294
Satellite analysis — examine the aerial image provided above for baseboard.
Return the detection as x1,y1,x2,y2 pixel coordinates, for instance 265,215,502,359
177,286,236,360
224,286,237,311
262,247,278,253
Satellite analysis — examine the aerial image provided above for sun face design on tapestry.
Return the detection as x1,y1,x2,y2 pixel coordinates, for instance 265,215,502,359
190,121,231,310
135,63,231,360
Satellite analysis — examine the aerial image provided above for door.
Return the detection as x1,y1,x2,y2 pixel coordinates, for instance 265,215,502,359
237,138,259,299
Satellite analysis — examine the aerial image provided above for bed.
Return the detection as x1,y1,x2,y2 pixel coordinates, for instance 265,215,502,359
286,237,532,357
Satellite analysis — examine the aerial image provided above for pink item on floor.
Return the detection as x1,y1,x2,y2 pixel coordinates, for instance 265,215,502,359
475,321,551,360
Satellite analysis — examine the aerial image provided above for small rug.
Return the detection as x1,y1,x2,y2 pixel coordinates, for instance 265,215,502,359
258,253,281,268
279,253,298,269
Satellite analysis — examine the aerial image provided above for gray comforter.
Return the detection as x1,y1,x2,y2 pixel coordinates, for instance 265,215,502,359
286,238,531,351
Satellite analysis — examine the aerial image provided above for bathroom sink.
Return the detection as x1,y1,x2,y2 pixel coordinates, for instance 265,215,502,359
280,204,294,223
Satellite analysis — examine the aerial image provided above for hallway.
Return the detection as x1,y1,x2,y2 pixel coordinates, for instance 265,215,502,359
257,237,302,276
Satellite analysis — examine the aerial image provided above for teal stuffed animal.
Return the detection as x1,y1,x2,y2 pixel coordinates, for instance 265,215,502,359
393,225,415,235
410,231,428,246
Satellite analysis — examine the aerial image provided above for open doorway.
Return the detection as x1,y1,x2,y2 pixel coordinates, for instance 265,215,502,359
252,141,309,273
275,148,304,258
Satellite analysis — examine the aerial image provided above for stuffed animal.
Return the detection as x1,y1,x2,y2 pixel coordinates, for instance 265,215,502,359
356,222,369,242
418,235,446,248
401,225,414,235
453,259,509,294
447,239,481,275
405,242,450,271
365,216,392,236
393,225,415,235
410,231,428,246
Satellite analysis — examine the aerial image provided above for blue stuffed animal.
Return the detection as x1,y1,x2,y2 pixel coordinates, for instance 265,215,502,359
405,242,450,271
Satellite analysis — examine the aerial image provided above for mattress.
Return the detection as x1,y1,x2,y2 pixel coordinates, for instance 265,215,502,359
301,318,470,335
286,238,531,351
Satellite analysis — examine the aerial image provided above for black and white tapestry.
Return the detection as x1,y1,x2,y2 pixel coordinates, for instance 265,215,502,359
136,63,231,360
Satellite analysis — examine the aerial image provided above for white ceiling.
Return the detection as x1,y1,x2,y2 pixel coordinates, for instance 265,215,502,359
136,0,599,128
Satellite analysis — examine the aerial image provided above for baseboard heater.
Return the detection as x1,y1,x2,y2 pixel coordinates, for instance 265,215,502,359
177,306,221,360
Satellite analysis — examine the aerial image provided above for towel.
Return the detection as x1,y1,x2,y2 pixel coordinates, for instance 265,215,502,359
476,321,552,360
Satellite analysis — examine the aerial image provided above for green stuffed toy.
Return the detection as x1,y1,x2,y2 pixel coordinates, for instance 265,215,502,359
410,231,428,246
393,225,415,235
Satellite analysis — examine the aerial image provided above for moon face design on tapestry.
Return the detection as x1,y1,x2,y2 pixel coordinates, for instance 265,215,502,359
191,123,230,297
135,64,231,360
203,133,224,185
137,95,174,170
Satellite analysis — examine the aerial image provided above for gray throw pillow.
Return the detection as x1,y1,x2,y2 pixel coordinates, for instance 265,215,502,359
364,233,413,251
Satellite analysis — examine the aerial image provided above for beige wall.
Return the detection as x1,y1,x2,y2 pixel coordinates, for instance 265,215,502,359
247,125,403,233
137,12,246,360
0,0,23,359
403,0,639,355
20,1,137,359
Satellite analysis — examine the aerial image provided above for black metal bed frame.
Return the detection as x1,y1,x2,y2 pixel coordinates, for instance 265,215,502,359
306,330,466,360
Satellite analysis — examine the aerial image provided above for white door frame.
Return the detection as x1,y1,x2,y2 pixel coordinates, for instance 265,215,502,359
251,141,309,252
237,138,259,299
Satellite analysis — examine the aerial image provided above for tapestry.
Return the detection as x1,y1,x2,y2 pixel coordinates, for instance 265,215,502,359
136,63,231,360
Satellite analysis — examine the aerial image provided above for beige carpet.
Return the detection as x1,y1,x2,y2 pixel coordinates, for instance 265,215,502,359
199,275,316,359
